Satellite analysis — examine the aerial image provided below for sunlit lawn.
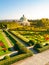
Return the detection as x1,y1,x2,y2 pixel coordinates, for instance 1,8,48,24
0,31,11,56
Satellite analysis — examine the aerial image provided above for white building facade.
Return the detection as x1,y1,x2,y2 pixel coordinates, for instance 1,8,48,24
19,15,30,26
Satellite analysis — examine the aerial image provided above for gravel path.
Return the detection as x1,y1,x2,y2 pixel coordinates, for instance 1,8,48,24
45,62,49,65
12,50,49,65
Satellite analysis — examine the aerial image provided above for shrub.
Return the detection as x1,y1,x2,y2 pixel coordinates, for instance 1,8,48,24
34,44,49,53
33,43,43,49
14,41,33,54
44,43,48,46
4,56,10,60
37,45,49,52
9,31,30,46
0,53,32,65
8,47,12,51
28,40,34,45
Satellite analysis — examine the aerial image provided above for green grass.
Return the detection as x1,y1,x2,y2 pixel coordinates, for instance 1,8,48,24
0,50,11,56
0,31,11,56
0,32,9,48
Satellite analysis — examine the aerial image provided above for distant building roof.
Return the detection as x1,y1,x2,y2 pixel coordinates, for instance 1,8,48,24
20,15,27,22
19,15,30,26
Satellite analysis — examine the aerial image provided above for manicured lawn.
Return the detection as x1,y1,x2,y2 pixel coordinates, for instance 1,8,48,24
0,33,9,48
0,31,11,56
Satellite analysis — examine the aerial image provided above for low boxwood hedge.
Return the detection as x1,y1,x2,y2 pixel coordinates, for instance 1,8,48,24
3,56,10,60
9,31,31,46
34,44,49,53
28,40,34,45
33,43,43,49
0,53,33,65
15,41,33,54
9,31,29,42
37,45,49,52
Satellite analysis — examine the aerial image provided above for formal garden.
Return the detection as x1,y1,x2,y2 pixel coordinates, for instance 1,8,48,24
14,31,49,44
11,30,49,53
0,29,49,65
0,30,33,65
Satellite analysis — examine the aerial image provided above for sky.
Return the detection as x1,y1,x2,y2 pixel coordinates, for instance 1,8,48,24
0,0,49,20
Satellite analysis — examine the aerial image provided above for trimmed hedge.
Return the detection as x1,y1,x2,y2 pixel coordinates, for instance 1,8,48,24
34,43,43,49
15,41,33,54
10,31,29,42
0,53,32,65
37,45,49,52
8,31,33,46
3,56,10,60
33,44,49,53
28,40,34,45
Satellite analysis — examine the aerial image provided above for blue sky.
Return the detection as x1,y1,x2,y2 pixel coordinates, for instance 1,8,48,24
0,0,49,20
